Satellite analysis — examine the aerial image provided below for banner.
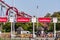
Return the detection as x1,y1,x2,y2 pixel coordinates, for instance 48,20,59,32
0,17,7,22
38,17,51,23
16,17,30,22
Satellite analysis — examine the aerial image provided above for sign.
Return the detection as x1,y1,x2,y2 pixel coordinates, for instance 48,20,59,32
0,17,7,22
38,17,51,23
53,17,57,23
9,17,15,22
32,17,36,22
16,17,30,22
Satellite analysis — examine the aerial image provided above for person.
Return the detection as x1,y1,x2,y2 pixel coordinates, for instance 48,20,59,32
36,27,41,37
36,27,44,37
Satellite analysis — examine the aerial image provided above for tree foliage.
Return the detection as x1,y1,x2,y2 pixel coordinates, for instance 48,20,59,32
51,12,60,17
2,22,11,32
45,11,60,31
44,13,51,17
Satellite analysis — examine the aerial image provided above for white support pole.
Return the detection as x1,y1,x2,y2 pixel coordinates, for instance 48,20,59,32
33,22,35,38
32,16,36,38
11,22,12,38
54,23,56,38
10,17,15,38
12,22,15,34
53,17,57,39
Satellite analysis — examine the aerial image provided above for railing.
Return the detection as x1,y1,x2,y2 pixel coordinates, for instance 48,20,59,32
0,38,55,40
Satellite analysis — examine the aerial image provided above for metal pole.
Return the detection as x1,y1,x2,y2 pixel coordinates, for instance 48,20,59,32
12,22,15,34
33,22,35,38
54,23,56,38
11,22,12,38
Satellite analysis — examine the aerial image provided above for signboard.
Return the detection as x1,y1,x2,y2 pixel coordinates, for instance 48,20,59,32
38,17,51,23
32,17,36,22
0,17,7,22
9,17,15,22
53,17,57,23
16,17,30,22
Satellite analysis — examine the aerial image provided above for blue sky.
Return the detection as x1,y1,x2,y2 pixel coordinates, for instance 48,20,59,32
3,0,60,17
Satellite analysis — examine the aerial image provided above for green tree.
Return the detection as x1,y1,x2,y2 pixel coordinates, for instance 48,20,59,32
44,13,51,17
15,22,31,30
44,11,60,31
51,12,60,17
2,22,11,32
